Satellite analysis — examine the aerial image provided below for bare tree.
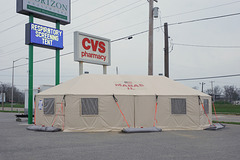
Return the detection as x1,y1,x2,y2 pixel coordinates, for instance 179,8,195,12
214,86,223,96
223,85,239,102
205,85,223,97
0,83,24,104
205,89,212,95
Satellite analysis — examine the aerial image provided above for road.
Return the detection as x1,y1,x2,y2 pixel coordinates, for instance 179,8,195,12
0,112,240,160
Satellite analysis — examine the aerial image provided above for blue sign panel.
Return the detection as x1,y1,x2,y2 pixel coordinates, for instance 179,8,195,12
26,23,63,50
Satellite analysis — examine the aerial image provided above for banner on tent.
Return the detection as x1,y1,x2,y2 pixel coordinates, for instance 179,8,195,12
114,81,145,90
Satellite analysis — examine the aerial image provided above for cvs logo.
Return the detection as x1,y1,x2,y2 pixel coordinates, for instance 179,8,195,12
82,38,106,53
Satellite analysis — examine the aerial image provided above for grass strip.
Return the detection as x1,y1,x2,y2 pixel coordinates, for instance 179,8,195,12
213,103,240,115
2,104,24,108
213,120,240,125
0,110,24,113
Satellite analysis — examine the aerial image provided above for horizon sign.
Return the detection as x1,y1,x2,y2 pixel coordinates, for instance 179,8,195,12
26,23,63,49
74,31,111,66
17,0,71,25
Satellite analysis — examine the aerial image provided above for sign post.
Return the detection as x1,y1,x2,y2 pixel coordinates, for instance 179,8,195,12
17,0,71,124
28,13,34,124
103,65,107,74
56,20,60,85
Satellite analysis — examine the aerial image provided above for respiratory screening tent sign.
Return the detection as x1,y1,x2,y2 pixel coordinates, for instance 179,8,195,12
25,23,63,49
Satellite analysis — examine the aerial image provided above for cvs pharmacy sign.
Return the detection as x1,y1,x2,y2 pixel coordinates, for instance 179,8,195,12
74,31,111,66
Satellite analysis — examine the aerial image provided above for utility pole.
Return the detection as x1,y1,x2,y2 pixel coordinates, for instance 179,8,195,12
148,0,154,75
164,23,169,78
200,82,206,92
148,0,158,75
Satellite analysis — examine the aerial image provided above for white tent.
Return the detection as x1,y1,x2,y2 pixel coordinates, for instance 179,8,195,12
35,74,212,132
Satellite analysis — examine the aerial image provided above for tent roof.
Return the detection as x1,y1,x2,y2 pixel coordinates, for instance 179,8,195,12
38,74,209,96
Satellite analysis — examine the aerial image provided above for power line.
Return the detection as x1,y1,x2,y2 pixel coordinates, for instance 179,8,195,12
0,47,26,57
65,0,146,33
2,7,240,70
72,0,118,21
1,53,239,83
111,11,240,43
101,20,148,36
0,39,24,49
0,0,140,36
1,10,148,58
168,12,240,26
173,43,240,49
0,7,14,15
0,15,18,25
174,74,240,81
162,0,240,18
2,11,240,57
0,40,74,59
0,1,130,48
0,52,73,72
0,1,117,37
1,1,239,46
111,25,162,42
0,19,27,35
79,2,147,31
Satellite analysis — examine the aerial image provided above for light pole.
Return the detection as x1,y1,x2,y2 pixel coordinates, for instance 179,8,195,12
11,58,28,111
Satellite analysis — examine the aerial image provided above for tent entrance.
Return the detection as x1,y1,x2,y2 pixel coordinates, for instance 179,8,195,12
122,95,162,133
113,95,157,128
52,102,65,130
134,96,157,128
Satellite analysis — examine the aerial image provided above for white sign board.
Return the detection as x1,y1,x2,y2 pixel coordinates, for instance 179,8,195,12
74,31,111,66
17,0,71,25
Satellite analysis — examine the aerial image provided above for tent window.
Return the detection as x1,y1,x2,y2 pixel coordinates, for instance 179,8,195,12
203,99,209,114
44,98,55,115
171,98,186,114
81,98,98,116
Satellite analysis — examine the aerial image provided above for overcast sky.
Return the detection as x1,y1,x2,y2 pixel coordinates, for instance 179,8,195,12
0,0,240,92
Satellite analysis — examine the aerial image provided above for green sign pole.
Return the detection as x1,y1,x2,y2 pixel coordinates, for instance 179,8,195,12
56,20,60,85
28,14,34,124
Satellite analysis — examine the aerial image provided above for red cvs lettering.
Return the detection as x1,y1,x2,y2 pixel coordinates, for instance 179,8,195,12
91,39,98,51
98,42,105,53
82,38,90,50
82,38,106,53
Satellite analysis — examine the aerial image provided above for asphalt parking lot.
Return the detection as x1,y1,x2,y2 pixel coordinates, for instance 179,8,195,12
0,112,240,160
